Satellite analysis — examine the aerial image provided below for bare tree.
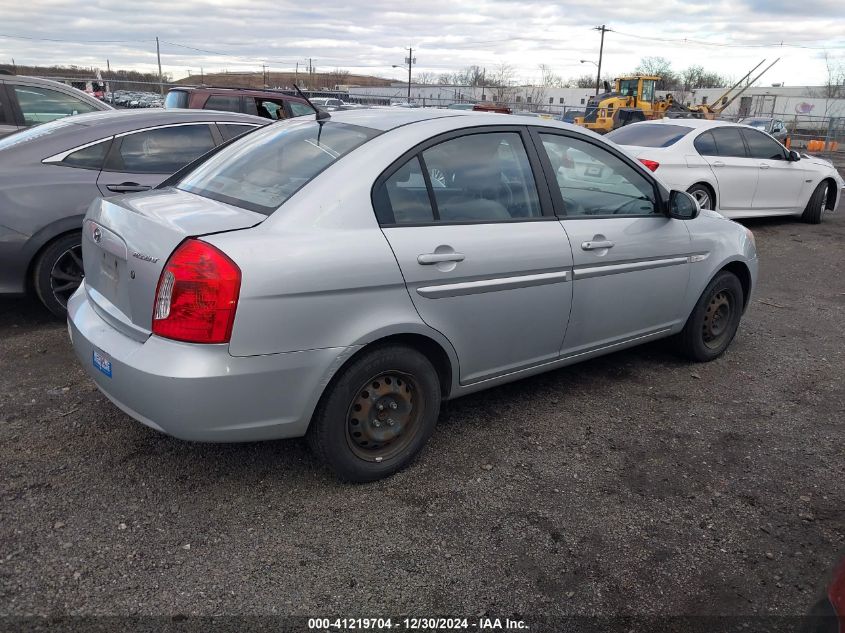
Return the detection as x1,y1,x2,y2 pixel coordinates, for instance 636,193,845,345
635,56,680,90
414,72,437,85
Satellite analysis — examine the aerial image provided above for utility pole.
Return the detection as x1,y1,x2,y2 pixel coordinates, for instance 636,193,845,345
295,62,299,86
155,36,163,95
594,25,608,96
406,47,415,102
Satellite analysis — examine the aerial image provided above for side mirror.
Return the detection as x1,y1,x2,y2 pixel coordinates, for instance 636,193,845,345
788,150,801,162
668,190,700,220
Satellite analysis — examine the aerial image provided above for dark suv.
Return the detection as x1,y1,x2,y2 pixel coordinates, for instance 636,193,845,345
164,87,315,120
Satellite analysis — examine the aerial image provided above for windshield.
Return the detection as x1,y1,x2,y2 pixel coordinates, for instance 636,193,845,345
606,123,693,147
178,119,379,214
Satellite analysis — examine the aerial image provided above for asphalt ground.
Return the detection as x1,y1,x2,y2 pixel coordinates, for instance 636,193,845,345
1,188,844,631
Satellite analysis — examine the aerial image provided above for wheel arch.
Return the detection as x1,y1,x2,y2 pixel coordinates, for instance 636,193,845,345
821,177,838,210
717,260,752,311
688,181,717,210
24,218,85,291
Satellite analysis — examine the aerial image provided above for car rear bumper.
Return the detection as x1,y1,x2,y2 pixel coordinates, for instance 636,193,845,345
67,282,354,442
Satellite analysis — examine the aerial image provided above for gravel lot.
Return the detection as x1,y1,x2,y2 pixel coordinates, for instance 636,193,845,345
1,200,844,627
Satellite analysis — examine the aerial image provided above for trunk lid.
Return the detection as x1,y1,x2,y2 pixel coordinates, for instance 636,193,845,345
82,187,264,337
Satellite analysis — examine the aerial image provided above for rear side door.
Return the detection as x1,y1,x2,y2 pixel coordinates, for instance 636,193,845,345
531,129,692,355
97,123,218,196
694,127,757,211
740,127,807,211
373,127,574,385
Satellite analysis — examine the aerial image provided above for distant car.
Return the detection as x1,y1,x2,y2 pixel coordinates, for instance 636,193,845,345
607,119,843,222
310,97,345,107
738,117,788,143
447,103,475,110
0,109,266,316
0,72,112,138
68,109,757,482
165,86,315,120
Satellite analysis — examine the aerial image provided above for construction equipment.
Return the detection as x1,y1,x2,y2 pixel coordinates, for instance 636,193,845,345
574,59,779,133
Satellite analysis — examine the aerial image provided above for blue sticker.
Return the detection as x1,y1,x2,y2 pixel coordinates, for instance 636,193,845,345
93,350,112,378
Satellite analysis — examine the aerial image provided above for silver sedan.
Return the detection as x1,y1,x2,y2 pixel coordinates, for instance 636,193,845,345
68,109,758,482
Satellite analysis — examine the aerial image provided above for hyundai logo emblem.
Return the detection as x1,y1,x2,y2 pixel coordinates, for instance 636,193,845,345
93,227,102,243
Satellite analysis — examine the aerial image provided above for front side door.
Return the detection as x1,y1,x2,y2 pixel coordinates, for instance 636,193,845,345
373,128,574,384
740,127,807,212
694,127,758,211
97,123,218,196
532,129,692,356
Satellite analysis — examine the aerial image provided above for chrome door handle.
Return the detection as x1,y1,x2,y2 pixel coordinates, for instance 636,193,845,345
106,183,152,193
581,240,615,251
418,252,466,265
711,161,725,167
759,164,770,169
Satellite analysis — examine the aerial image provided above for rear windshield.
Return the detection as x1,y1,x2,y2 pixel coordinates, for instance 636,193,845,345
606,123,693,148
177,120,379,214
0,116,81,152
164,90,189,109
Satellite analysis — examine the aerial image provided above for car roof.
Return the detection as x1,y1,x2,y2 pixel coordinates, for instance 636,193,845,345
170,86,308,101
634,118,745,130
0,75,111,109
322,108,595,134
0,109,268,158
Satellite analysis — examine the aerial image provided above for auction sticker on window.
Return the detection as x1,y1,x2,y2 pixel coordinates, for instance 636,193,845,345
93,349,112,378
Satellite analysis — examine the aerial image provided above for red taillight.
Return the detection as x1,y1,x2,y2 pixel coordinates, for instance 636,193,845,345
152,239,241,344
638,158,660,172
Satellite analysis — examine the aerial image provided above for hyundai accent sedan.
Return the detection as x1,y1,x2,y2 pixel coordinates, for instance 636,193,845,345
68,109,758,482
606,118,843,223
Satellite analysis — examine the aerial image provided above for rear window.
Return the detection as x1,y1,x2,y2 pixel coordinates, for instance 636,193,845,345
164,90,189,109
606,123,693,148
178,120,379,214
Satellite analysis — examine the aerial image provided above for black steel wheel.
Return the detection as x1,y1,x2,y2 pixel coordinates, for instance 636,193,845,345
33,233,84,318
307,344,441,482
676,270,744,362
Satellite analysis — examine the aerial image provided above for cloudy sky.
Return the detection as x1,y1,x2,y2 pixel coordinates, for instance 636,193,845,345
1,0,843,86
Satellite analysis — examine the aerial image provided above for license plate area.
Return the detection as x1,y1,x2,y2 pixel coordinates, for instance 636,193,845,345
93,349,113,378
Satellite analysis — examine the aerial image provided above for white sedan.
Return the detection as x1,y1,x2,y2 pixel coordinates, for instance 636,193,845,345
606,119,843,223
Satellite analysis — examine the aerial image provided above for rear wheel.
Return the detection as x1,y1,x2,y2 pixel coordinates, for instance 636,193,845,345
33,232,84,318
676,271,744,362
801,181,828,224
307,344,441,482
687,183,714,211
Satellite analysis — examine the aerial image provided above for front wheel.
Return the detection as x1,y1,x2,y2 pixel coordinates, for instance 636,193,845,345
801,181,828,224
675,271,744,362
33,232,84,318
307,345,442,482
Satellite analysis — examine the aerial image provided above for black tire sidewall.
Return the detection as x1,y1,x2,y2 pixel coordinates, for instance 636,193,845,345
308,345,441,482
802,182,826,224
33,232,82,319
683,271,744,361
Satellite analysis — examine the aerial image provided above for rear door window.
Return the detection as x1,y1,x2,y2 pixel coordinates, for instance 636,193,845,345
289,101,315,117
12,84,100,125
217,123,260,141
741,128,786,160
62,139,112,169
109,125,216,173
254,99,287,120
693,131,717,156
203,95,242,113
606,123,692,148
710,127,748,158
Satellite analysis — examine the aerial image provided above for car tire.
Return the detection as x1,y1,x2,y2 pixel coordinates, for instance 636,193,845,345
676,270,744,362
801,181,828,224
687,183,715,211
307,344,442,482
33,232,84,319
